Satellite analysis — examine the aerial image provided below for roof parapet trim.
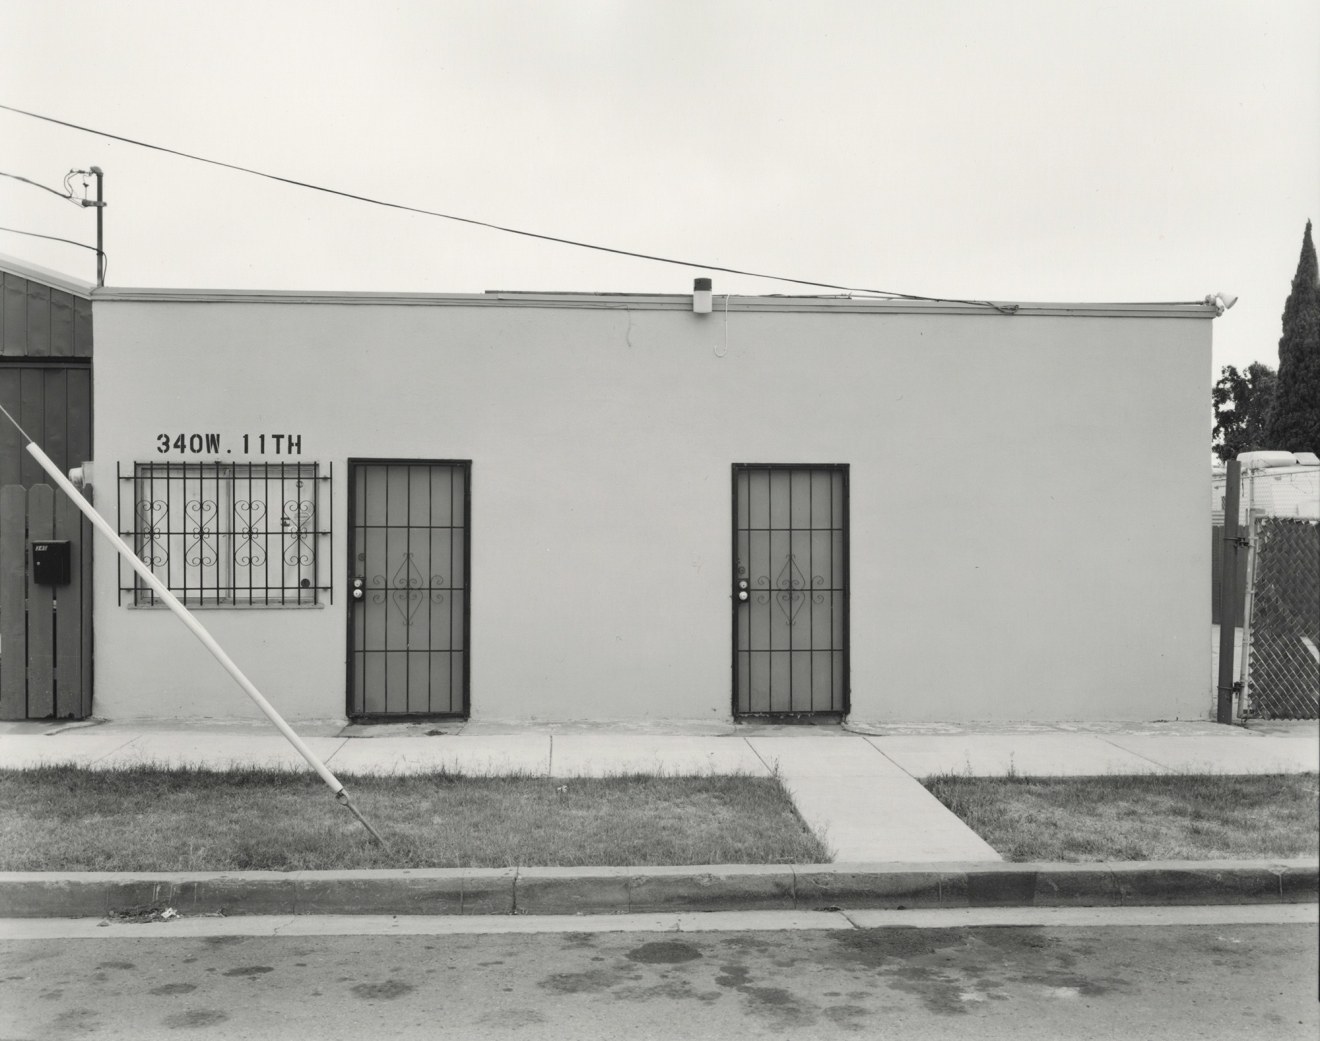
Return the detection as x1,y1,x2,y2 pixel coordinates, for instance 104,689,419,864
89,286,1218,318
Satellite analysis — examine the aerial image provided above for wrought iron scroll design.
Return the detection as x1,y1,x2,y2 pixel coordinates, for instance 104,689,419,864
121,462,331,606
184,498,219,567
282,495,315,567
367,553,446,626
135,500,168,567
751,553,826,624
233,500,267,566
392,553,423,626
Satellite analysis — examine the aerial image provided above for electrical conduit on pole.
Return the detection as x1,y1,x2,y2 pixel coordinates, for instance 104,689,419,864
14,431,386,846
1236,468,1260,720
1216,459,1242,725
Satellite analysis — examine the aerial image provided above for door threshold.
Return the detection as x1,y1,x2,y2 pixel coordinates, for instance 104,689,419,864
342,716,468,736
735,713,844,726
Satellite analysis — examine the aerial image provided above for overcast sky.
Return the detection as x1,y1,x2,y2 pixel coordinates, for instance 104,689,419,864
2,0,1317,377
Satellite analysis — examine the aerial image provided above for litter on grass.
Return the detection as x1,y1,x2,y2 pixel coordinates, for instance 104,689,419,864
105,905,181,924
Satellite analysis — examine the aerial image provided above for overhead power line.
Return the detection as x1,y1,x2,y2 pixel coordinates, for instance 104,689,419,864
0,226,98,252
0,170,75,201
0,102,1021,312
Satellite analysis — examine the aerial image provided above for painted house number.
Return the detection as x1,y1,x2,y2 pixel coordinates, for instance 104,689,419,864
155,433,304,456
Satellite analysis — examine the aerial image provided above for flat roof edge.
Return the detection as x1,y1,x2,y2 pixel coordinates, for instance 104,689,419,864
91,286,1218,318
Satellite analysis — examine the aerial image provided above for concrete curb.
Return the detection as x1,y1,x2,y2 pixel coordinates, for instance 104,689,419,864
1,859,1315,918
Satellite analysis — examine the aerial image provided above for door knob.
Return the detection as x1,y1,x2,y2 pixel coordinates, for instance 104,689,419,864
736,578,749,601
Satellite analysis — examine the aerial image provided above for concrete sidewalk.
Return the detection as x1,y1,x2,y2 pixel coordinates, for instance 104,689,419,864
0,717,1315,864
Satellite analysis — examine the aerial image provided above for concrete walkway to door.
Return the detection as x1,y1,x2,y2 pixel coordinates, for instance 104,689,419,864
0,717,1315,863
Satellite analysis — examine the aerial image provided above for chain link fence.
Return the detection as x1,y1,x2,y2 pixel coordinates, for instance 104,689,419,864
1243,517,1319,719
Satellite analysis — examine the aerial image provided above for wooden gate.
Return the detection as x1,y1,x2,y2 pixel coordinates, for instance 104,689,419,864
1,267,95,720
0,485,93,719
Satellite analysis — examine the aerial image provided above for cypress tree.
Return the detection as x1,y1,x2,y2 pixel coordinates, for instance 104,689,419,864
1265,219,1320,455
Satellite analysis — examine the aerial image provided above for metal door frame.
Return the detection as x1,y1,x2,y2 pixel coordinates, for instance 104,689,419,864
730,463,850,719
345,458,471,720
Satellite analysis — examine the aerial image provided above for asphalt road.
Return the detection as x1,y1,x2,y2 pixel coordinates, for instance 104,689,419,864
2,909,1316,1040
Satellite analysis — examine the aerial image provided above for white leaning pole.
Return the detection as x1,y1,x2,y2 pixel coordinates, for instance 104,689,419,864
19,436,386,848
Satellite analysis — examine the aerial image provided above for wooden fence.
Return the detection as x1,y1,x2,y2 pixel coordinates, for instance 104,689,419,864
0,484,93,719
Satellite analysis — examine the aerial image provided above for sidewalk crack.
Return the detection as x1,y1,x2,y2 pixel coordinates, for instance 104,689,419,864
87,734,143,766
742,737,777,777
321,739,348,766
860,736,919,779
1096,735,1179,773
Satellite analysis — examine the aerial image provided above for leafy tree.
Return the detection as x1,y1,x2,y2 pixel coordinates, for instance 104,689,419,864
1265,219,1320,455
1212,362,1277,461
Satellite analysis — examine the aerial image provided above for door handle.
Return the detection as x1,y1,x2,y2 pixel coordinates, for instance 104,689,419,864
736,579,749,602
352,577,365,601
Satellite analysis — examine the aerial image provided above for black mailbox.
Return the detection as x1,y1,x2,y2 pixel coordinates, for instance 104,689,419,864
31,540,71,586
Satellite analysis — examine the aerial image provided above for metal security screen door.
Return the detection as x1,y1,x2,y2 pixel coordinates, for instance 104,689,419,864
347,461,469,717
733,465,848,716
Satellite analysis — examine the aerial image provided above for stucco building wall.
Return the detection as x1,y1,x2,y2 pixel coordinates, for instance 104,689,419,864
89,292,1212,722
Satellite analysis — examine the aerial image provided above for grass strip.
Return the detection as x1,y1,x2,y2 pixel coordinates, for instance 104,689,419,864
922,771,1319,862
0,765,830,872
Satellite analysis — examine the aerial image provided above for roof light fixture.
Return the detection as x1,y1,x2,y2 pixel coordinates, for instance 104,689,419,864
693,277,712,314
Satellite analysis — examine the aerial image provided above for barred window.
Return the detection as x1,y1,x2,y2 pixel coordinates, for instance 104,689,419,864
119,462,332,606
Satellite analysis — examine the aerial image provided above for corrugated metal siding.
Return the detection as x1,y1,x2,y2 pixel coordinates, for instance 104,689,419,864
0,271,92,359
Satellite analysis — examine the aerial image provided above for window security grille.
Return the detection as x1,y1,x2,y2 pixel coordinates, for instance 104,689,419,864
118,462,332,606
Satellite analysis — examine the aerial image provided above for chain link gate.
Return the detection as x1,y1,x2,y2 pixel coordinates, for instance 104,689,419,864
1241,517,1319,719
